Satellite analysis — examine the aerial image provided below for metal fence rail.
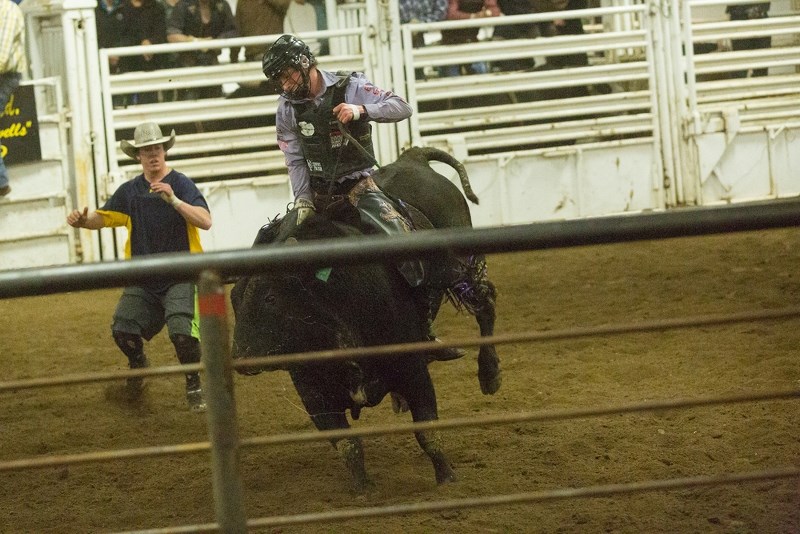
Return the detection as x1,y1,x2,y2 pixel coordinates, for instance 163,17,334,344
3,198,800,299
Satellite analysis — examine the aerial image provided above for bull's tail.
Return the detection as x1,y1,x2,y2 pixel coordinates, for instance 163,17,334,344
414,147,479,205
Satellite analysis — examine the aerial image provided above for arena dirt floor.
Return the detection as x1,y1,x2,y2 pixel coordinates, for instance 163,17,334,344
1,226,799,533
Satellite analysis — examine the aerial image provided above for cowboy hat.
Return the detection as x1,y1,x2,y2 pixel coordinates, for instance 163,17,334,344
120,122,176,159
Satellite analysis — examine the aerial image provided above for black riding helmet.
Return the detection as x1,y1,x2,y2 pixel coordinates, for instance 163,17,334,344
262,34,317,99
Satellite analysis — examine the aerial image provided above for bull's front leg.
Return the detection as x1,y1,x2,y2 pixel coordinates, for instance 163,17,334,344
291,369,373,493
311,412,372,493
335,435,369,493
414,430,456,485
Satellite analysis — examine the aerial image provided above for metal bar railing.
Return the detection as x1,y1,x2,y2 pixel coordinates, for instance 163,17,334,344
3,385,797,472
3,199,800,300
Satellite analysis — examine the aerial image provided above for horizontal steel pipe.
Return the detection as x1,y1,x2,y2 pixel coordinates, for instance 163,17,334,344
1,199,799,299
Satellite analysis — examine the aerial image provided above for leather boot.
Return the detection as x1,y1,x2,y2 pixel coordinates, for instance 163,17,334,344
172,334,206,413
356,189,426,287
127,353,150,394
185,372,206,413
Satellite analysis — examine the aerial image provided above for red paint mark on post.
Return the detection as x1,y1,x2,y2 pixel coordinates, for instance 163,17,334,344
199,293,226,317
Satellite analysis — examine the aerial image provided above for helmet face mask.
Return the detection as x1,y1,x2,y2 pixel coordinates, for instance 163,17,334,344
278,66,313,100
262,34,316,99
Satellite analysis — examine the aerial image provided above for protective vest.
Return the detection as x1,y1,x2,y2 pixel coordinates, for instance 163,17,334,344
291,73,375,181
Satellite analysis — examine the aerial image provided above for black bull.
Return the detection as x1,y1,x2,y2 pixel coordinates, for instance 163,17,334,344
229,147,499,490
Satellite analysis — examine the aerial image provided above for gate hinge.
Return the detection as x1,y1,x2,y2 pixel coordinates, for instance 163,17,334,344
722,107,740,143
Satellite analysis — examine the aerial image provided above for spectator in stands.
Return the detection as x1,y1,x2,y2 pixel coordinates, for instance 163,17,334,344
0,0,26,197
493,0,537,71
538,0,589,68
155,0,181,101
118,0,169,105
65,122,212,412
284,0,321,55
226,0,291,98
96,0,125,78
400,0,448,79
726,2,771,78
308,0,328,54
231,0,290,64
440,0,501,76
533,0,611,95
158,0,179,20
493,0,590,71
167,0,237,99
400,0,448,28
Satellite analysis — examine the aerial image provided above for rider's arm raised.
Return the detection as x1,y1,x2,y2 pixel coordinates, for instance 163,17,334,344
344,73,413,123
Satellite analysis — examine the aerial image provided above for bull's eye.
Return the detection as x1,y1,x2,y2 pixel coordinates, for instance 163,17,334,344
264,294,276,305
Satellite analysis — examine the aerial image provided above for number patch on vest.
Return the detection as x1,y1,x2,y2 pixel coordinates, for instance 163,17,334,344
299,121,315,137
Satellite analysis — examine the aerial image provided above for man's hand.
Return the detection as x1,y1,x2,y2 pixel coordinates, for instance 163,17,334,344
66,207,89,228
294,198,316,225
141,39,154,61
149,182,181,207
333,103,363,124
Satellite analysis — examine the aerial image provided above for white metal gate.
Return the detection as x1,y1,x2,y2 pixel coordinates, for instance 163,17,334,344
0,79,73,270
394,0,800,225
683,0,800,205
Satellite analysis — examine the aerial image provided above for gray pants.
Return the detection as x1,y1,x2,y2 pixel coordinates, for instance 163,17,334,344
111,283,198,341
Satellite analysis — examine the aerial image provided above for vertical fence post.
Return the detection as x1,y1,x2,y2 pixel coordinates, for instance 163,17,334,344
198,270,248,533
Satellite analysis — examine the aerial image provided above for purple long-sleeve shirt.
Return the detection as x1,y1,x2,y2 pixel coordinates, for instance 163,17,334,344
276,69,413,203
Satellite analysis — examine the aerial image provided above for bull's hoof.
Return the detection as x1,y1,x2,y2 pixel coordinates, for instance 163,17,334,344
478,351,501,395
125,379,146,400
436,469,457,485
479,372,502,395
351,476,375,495
432,455,457,485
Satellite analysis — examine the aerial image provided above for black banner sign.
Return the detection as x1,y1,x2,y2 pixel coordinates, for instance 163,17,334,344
1,84,42,165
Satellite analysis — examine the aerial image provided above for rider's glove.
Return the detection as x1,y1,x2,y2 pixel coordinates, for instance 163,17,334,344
294,198,316,225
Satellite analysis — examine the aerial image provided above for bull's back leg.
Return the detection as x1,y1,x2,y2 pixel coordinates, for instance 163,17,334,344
474,279,500,395
448,256,502,395
394,362,457,485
